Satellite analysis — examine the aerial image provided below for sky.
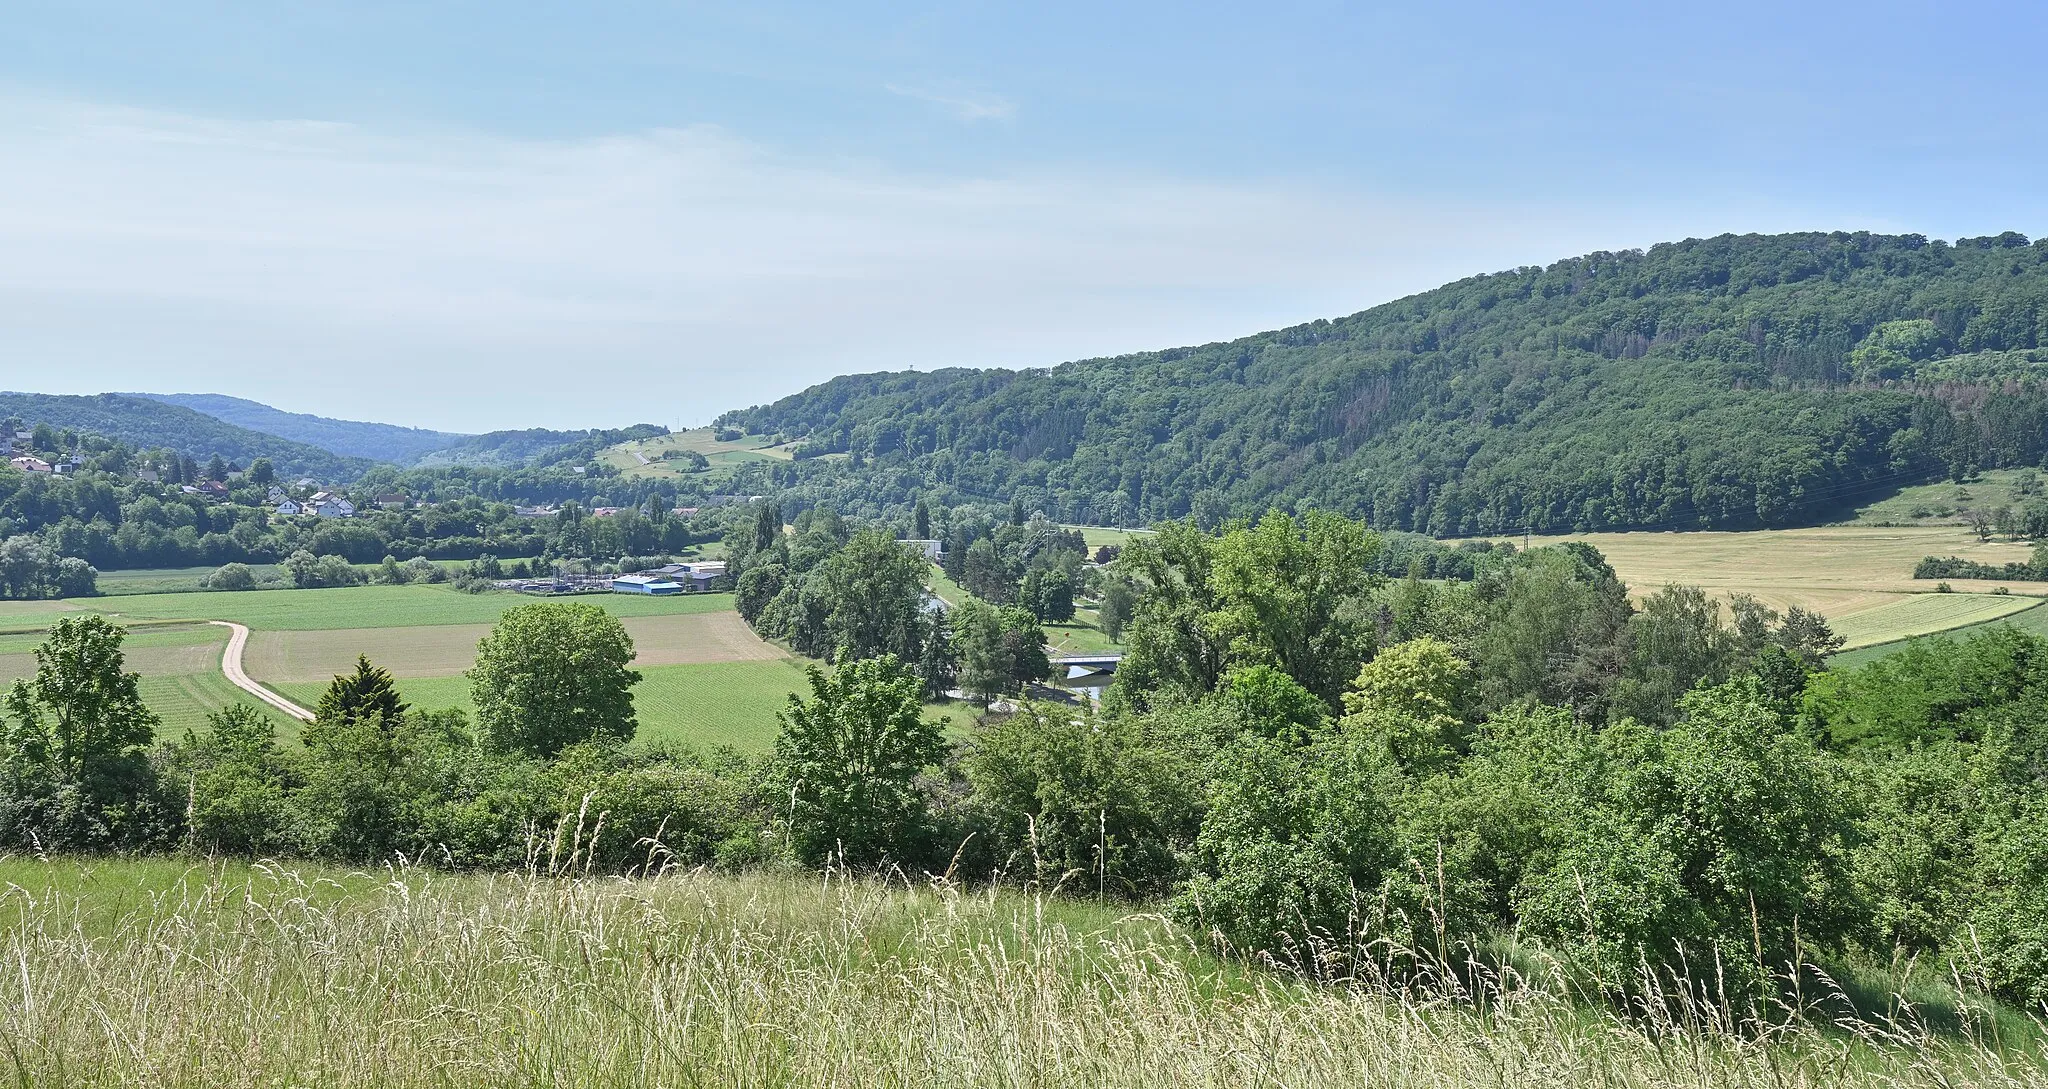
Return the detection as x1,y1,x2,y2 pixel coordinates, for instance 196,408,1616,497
3,1,2046,433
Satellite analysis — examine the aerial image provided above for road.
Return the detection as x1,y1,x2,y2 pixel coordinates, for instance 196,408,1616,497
208,620,315,722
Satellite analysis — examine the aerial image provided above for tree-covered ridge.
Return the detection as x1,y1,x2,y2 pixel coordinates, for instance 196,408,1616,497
0,393,369,481
720,231,2048,532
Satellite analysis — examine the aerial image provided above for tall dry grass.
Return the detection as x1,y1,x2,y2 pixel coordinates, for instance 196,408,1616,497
0,859,2039,1087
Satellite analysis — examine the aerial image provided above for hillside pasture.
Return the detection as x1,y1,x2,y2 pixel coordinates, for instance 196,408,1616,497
601,427,796,480
2,859,2039,1088
1847,468,2047,526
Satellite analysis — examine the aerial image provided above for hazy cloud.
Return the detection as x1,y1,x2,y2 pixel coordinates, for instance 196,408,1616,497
0,97,1825,431
883,83,1017,122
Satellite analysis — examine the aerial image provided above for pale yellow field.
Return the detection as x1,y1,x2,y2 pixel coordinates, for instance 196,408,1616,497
1502,525,2044,620
244,611,787,685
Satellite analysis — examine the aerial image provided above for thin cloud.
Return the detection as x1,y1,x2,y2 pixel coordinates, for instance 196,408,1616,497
0,97,1822,431
883,82,1017,122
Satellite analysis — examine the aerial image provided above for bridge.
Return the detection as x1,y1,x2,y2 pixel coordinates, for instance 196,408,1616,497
1051,653,1122,680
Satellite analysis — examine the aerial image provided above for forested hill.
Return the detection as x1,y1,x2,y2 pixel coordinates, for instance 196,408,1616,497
0,393,367,481
719,231,2048,533
132,393,469,464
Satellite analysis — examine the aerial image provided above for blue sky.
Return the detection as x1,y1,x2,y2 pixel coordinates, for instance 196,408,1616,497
3,1,2044,432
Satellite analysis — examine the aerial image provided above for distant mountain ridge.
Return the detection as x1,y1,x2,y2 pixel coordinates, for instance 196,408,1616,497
0,392,369,480
134,393,644,468
131,393,469,464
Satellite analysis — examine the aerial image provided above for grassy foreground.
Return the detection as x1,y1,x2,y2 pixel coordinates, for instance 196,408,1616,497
0,860,2042,1088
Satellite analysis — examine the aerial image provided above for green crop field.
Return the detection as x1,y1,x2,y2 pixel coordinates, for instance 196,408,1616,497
272,657,979,753
1829,593,2040,649
0,621,297,736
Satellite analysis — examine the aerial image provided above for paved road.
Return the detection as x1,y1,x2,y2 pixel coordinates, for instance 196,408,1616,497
208,620,315,722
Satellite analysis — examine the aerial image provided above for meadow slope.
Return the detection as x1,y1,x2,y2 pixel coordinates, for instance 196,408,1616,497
1,859,2041,1088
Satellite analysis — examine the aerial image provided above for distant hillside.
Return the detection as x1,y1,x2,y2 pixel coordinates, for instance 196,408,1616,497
133,393,468,464
413,425,667,468
0,393,368,480
722,231,2048,533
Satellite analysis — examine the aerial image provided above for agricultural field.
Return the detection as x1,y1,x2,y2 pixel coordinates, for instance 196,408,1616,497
1828,592,2039,649
0,621,297,736
48,584,738,631
1505,524,2045,620
272,658,817,752
1832,599,2048,670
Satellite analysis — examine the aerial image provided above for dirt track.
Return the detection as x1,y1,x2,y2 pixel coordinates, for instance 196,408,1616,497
209,621,314,722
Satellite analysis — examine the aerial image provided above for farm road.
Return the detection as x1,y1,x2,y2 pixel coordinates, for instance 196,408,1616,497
209,621,314,722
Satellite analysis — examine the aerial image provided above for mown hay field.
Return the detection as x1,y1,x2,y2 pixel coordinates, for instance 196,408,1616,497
1829,593,2041,649
0,858,2040,1089
243,610,786,683
1505,525,2045,619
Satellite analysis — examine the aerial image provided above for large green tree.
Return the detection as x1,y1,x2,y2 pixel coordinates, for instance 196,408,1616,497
469,602,640,756
0,615,161,848
771,654,946,867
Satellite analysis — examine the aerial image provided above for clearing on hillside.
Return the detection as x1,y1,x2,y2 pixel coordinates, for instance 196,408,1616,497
1847,468,2048,527
600,427,799,480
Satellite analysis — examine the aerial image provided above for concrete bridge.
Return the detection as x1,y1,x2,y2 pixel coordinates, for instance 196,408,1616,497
1052,653,1122,681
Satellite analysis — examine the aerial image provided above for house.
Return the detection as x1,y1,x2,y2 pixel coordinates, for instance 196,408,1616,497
275,500,304,516
514,505,558,518
308,490,336,504
611,574,683,595
374,494,407,510
312,498,356,519
266,485,288,503
589,506,624,518
197,480,230,498
136,469,160,483
8,455,53,474
901,539,943,562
